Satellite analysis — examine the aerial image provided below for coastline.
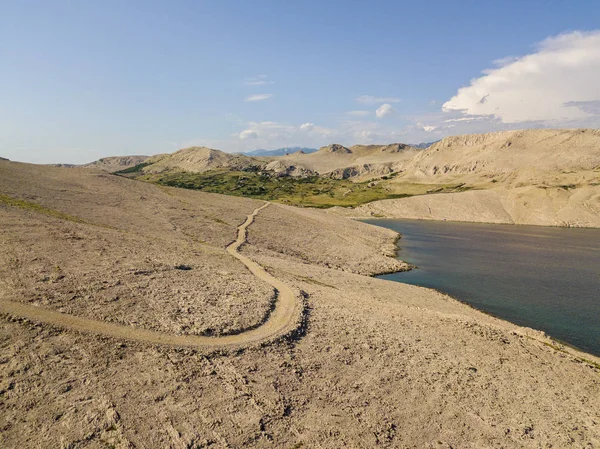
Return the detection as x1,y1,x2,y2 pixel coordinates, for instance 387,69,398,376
363,216,600,360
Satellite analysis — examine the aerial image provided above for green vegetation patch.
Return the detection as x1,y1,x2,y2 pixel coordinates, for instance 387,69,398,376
113,162,152,175
426,183,473,194
139,170,412,208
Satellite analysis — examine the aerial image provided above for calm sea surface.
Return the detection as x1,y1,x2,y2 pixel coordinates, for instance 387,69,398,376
363,219,600,357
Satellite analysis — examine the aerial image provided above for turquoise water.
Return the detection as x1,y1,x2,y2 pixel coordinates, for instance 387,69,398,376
363,219,600,357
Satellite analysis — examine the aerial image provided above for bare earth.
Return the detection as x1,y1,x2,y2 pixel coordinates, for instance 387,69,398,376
355,129,600,227
1,160,599,448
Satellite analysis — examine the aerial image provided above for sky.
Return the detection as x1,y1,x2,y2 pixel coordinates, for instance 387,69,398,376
2,0,600,164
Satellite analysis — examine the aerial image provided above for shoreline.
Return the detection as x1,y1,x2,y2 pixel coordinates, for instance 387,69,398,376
354,213,600,229
363,217,600,361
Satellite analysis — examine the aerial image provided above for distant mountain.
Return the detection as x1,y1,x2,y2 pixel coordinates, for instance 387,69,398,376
242,147,318,157
411,140,440,149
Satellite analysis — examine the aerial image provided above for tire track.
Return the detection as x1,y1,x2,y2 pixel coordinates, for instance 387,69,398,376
0,202,301,348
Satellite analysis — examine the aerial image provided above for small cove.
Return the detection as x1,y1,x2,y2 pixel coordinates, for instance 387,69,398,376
363,218,600,357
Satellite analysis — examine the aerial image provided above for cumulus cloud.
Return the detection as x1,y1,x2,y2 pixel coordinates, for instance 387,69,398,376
245,94,273,102
244,75,274,86
443,31,600,124
421,125,437,132
376,103,396,118
346,110,370,116
299,122,314,131
239,129,258,140
356,95,401,105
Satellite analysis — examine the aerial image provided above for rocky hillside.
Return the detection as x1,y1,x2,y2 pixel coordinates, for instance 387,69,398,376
278,142,422,179
83,155,150,172
357,129,600,227
398,128,600,185
141,146,266,174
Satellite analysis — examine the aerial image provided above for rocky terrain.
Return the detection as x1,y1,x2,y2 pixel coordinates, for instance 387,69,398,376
357,129,600,227
1,159,599,448
278,143,423,179
141,147,266,174
54,155,150,172
88,128,600,227
83,155,150,172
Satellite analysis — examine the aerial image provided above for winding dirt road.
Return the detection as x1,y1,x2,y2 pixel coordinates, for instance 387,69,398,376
0,202,300,348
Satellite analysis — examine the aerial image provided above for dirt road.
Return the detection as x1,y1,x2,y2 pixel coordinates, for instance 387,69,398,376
0,202,300,348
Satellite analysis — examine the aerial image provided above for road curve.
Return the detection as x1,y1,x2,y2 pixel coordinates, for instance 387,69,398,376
0,202,301,348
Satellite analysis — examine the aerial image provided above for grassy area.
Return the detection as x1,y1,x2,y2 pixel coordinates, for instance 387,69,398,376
137,170,413,208
113,162,153,175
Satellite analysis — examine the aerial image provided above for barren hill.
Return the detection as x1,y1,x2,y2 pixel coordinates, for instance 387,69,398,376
83,155,150,172
399,128,600,183
357,128,600,227
141,146,267,174
278,142,422,178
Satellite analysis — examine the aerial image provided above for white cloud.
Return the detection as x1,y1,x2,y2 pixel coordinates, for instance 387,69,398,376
356,95,401,105
245,94,273,102
244,75,275,86
239,129,258,140
346,110,370,116
376,103,396,118
421,125,437,132
300,122,314,131
443,30,600,124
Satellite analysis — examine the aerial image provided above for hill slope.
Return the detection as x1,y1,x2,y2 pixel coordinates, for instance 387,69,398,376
141,146,266,174
399,128,600,184
278,142,423,178
356,129,600,227
83,155,150,172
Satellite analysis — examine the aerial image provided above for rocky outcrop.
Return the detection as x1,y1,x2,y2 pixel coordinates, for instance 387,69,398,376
328,163,394,180
318,144,352,154
264,160,315,178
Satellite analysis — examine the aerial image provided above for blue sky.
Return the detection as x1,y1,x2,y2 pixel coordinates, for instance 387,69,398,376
2,0,600,163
